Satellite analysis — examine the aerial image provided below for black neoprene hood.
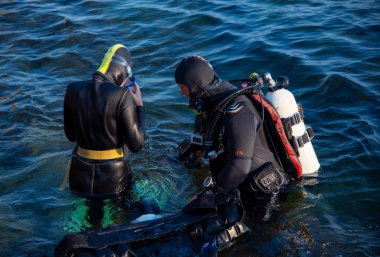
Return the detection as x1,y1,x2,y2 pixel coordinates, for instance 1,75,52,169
174,56,216,95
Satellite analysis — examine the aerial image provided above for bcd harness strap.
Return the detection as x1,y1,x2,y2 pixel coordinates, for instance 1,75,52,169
290,127,314,156
77,146,124,160
278,103,314,157
249,94,302,179
280,104,304,131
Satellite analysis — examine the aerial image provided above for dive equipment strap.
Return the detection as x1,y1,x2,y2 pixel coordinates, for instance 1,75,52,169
253,145,281,166
281,111,303,128
290,128,314,156
77,146,124,160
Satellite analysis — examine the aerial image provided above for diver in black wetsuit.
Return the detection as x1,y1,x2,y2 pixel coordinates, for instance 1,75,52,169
63,44,145,225
174,56,289,221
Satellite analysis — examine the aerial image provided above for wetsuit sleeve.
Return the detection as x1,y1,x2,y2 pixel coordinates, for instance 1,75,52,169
63,85,76,142
119,92,146,153
216,101,259,191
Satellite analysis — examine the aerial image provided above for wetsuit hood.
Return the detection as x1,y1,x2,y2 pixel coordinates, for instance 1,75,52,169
96,44,133,86
175,56,233,111
175,56,217,95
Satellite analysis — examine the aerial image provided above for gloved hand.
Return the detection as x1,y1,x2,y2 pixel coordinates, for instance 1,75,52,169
183,177,242,212
199,187,243,235
130,82,143,107
216,188,243,228
183,177,244,236
182,189,217,213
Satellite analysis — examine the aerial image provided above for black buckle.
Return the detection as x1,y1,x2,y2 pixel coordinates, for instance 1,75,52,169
190,133,204,146
178,138,191,159
295,131,311,149
306,127,314,140
296,136,304,148
281,112,302,132
293,112,301,125
290,137,300,156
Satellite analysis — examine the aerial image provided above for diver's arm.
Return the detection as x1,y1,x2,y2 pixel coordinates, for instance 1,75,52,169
63,85,76,142
119,91,146,153
216,101,258,191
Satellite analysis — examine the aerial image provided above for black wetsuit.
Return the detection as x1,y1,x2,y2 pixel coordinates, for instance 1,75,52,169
205,82,285,192
64,72,145,198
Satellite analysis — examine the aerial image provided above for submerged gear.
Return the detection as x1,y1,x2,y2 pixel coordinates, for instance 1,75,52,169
183,188,244,231
97,44,133,86
264,73,320,175
55,194,249,257
64,45,145,198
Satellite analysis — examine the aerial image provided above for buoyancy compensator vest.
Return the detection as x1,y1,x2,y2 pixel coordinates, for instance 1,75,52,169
203,73,319,179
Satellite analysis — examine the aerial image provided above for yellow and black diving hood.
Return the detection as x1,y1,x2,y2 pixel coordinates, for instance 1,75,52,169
97,44,133,86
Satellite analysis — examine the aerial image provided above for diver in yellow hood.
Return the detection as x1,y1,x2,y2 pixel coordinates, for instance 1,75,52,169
63,44,145,220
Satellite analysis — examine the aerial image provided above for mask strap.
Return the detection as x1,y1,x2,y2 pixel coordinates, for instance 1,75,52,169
201,75,221,96
112,54,133,79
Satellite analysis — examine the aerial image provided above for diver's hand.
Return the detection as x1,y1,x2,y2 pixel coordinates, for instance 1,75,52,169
130,82,143,107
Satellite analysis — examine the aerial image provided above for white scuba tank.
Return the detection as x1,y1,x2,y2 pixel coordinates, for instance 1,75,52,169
264,74,320,176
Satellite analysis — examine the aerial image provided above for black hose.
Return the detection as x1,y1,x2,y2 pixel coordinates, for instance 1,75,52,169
203,85,259,156
228,78,258,83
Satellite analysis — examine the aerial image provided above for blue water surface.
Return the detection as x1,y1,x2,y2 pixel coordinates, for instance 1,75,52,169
0,0,379,256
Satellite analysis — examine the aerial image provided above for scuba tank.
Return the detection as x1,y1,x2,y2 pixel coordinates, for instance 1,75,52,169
263,73,320,175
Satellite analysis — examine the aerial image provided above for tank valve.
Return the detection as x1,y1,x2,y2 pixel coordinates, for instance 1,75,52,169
276,76,289,88
262,72,276,88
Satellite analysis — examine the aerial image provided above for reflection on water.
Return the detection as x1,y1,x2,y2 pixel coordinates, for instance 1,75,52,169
64,198,91,232
64,197,120,232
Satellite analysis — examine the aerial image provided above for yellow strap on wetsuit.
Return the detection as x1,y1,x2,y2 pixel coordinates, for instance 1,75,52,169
77,146,124,160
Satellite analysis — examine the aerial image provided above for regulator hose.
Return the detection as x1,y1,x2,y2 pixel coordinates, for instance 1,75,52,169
203,82,260,158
